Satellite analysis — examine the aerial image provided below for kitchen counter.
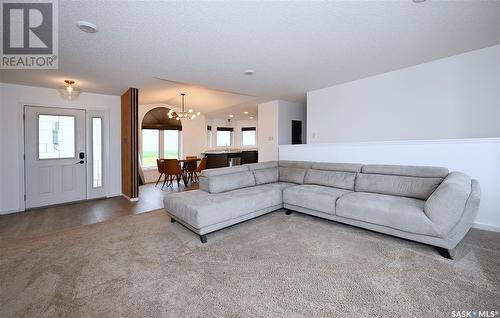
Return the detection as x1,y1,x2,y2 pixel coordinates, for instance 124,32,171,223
202,150,258,169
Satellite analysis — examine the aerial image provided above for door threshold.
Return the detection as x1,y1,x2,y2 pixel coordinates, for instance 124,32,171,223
25,197,107,211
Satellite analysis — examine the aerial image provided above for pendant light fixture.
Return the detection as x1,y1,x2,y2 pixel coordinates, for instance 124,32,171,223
168,93,200,120
58,80,81,100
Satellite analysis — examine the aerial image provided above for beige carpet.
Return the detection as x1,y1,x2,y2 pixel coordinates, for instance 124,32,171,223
1,209,499,318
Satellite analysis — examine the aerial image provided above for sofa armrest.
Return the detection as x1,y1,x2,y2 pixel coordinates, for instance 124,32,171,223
424,172,472,237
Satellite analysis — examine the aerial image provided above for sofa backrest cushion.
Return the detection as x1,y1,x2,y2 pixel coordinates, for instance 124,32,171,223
204,171,256,193
279,167,307,184
355,173,444,200
199,166,250,192
356,164,448,200
200,165,249,177
279,160,313,169
361,164,448,178
305,169,357,190
245,161,278,171
244,161,279,185
311,162,363,173
253,167,279,185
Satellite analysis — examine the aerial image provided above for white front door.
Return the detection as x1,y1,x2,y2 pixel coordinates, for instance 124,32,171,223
24,106,87,208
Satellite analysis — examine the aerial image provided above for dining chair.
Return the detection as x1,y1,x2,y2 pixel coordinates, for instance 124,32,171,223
185,156,198,183
155,159,167,187
162,159,183,189
193,156,207,182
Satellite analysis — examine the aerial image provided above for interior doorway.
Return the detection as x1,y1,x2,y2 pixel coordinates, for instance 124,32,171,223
291,120,302,144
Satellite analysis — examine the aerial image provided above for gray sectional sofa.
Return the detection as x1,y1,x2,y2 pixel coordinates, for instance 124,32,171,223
163,160,480,259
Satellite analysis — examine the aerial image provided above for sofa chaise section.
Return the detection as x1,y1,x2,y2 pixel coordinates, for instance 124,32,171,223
164,162,294,242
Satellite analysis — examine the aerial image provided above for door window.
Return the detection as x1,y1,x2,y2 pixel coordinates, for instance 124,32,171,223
38,115,75,159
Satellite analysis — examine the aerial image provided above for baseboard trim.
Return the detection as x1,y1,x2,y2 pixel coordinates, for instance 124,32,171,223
122,194,139,202
106,193,123,198
0,208,21,215
472,222,500,232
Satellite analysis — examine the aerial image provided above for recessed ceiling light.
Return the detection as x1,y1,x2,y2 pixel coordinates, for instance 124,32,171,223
229,115,234,118
244,111,248,114
76,21,98,33
249,116,254,119
244,70,254,75
413,0,426,3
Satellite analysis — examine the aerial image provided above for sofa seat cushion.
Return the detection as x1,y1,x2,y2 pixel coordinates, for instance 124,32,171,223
283,185,351,215
164,184,282,229
336,192,439,236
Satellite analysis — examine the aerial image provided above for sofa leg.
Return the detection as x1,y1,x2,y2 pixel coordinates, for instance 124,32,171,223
285,209,293,215
436,240,468,260
436,247,454,259
170,218,176,223
200,235,207,243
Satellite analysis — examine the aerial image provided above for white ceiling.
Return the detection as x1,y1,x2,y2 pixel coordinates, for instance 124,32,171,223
1,1,499,119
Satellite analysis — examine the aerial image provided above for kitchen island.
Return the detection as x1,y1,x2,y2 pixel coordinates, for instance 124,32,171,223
202,150,258,169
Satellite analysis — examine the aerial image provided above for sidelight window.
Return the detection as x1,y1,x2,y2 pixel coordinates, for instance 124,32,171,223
92,117,103,188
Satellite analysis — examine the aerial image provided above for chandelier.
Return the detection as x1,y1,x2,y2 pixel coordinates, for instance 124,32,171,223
169,93,200,120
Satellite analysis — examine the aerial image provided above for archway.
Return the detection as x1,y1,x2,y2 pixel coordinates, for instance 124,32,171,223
141,107,182,169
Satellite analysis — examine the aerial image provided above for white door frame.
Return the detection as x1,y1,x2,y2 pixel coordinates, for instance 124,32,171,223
24,106,87,208
18,103,110,211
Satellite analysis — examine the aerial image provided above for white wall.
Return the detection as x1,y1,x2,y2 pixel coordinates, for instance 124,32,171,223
207,119,258,149
279,138,500,232
181,115,208,157
258,100,306,162
277,100,306,145
307,45,500,143
0,83,121,214
258,101,279,162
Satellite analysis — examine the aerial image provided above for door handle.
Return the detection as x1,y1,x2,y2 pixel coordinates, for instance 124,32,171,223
76,160,85,164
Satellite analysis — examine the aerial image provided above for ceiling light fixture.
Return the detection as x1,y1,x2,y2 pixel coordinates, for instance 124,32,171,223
229,114,234,118
169,93,200,121
76,21,98,33
58,80,81,100
412,0,426,3
244,70,254,75
243,111,248,114
249,116,254,119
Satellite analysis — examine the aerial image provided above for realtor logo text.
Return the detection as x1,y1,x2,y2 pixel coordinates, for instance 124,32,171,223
452,310,499,318
1,0,58,69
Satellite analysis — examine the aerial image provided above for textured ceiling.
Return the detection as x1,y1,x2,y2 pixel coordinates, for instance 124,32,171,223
1,1,499,119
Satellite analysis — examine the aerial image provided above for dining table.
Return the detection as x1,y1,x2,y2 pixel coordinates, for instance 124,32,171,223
177,158,202,186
